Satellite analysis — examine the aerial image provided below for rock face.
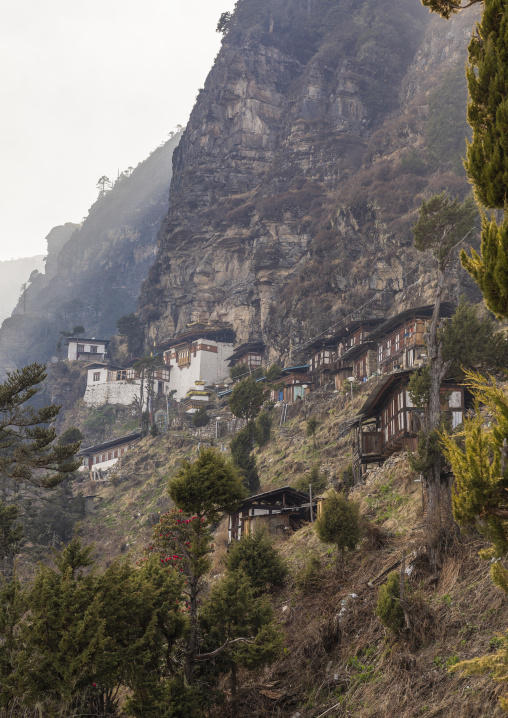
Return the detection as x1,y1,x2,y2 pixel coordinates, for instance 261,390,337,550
140,0,480,363
0,134,181,375
0,254,46,324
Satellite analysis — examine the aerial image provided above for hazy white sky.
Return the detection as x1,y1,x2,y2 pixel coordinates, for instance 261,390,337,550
0,0,236,261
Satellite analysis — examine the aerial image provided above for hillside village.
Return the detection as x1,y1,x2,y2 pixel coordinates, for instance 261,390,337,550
5,0,508,715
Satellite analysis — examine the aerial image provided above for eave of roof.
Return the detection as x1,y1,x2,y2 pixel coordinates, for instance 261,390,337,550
65,338,110,345
78,431,142,456
367,303,455,343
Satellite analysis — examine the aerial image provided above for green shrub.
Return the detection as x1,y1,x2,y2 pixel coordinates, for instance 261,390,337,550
315,491,361,559
294,465,327,494
254,411,272,447
225,529,287,594
376,572,404,634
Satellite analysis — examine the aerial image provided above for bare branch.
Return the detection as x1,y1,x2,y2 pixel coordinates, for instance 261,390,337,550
195,637,254,660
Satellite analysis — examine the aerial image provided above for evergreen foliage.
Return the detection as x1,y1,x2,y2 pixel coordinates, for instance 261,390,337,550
169,448,245,522
412,193,478,269
408,366,431,408
315,491,361,559
57,425,84,446
442,371,508,556
254,411,272,447
116,313,144,355
228,376,267,422
462,212,508,318
265,363,282,382
376,572,404,634
230,423,260,494
463,0,508,208
440,296,508,376
420,0,483,19
225,529,287,594
192,406,210,428
306,416,319,449
199,570,283,693
0,363,81,489
294,465,328,494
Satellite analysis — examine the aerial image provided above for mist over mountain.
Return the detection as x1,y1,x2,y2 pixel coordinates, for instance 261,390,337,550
0,255,45,324
0,133,181,376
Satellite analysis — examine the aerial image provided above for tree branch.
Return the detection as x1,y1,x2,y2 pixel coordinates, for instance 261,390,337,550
195,636,254,659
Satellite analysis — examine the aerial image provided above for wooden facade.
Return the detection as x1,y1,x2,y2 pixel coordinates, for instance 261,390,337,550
352,370,465,481
227,341,265,372
228,487,313,542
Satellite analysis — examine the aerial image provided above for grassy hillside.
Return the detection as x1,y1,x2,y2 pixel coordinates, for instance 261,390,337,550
17,377,508,716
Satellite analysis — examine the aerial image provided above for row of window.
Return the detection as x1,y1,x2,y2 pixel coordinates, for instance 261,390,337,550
91,445,129,464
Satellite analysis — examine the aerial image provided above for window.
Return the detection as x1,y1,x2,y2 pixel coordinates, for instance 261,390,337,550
93,372,100,382
77,344,84,353
90,345,98,353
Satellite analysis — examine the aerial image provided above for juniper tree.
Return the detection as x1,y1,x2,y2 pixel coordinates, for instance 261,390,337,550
116,313,144,355
225,529,287,594
411,194,477,525
315,491,362,562
254,410,272,446
230,424,260,494
192,406,210,428
199,570,282,695
166,449,245,684
229,376,267,423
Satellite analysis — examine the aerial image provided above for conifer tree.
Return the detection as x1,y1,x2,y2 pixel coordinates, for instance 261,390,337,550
421,0,483,20
315,491,362,562
230,424,260,494
225,529,287,594
166,449,245,684
199,570,283,695
0,363,81,488
228,376,267,422
461,212,508,318
442,370,508,556
411,194,477,527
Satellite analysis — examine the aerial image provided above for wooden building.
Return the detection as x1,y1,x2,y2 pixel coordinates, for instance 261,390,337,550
228,487,313,542
367,303,455,375
78,431,142,475
270,365,312,403
227,341,266,373
351,369,465,481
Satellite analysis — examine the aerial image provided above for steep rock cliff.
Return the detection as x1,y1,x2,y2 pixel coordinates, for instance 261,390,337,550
0,134,181,374
140,0,478,362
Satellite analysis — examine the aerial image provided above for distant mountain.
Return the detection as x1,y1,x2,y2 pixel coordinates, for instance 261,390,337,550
0,133,181,375
0,255,45,324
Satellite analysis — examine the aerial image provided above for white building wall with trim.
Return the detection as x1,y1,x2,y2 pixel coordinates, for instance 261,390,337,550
165,340,234,400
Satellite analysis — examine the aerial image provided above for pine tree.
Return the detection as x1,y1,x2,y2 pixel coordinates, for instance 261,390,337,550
0,363,81,488
421,0,483,19
464,0,508,208
376,572,405,634
167,450,245,684
411,194,477,529
315,491,362,562
442,370,508,556
199,570,283,695
0,572,24,713
225,529,287,594
228,376,267,422
192,406,210,428
461,212,508,318
230,423,260,494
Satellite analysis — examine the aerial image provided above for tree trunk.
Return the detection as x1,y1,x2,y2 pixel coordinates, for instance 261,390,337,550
424,265,454,553
185,574,199,685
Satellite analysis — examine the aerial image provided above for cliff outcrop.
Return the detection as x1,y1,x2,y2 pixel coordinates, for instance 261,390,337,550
139,0,479,362
0,134,180,375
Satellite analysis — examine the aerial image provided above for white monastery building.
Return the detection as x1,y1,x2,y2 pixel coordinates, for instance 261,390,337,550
163,326,235,400
83,362,171,407
66,338,109,362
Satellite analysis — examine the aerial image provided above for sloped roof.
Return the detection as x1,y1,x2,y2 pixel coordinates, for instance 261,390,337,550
78,431,142,457
366,303,455,343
